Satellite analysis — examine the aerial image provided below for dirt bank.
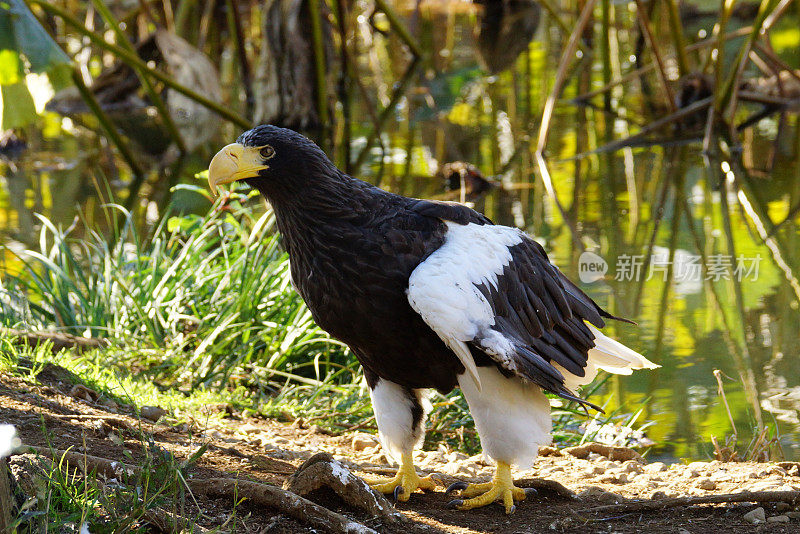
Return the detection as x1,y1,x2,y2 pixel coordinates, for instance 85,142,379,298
1,365,799,533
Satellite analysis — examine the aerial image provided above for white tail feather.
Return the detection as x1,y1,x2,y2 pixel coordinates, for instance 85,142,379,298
554,324,659,391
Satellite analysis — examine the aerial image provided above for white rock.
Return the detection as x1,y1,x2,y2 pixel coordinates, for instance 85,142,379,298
351,433,379,452
467,453,490,466
688,461,707,471
743,507,765,524
644,462,667,473
447,451,468,462
238,423,261,434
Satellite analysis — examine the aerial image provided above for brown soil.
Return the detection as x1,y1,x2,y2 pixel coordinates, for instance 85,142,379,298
2,365,799,533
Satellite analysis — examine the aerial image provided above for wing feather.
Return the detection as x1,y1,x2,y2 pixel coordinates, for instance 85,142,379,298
407,218,656,409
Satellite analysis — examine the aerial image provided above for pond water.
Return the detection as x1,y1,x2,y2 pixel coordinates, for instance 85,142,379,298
1,1,799,461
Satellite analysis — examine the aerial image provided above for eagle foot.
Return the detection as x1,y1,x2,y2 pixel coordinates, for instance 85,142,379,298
445,462,532,514
362,453,440,502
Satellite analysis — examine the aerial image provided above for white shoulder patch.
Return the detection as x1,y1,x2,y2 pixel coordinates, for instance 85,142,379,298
407,222,525,390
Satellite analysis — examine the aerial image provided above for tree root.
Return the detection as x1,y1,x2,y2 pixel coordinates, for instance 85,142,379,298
578,489,800,514
285,452,407,526
192,477,378,533
516,477,577,499
142,506,211,534
22,446,380,534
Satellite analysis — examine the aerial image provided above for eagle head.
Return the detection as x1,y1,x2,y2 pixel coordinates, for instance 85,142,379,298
207,124,334,198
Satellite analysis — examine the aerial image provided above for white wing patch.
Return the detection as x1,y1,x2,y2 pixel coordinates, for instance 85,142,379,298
407,222,525,390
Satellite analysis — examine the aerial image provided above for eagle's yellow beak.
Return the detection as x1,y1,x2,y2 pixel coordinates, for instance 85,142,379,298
208,143,270,198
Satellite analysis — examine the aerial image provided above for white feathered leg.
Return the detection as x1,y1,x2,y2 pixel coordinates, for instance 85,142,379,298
447,366,548,513
362,378,438,501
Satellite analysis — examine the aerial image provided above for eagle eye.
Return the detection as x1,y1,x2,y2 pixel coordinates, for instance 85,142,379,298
259,145,275,160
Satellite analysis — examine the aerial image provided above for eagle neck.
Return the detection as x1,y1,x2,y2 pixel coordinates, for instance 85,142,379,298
263,173,381,262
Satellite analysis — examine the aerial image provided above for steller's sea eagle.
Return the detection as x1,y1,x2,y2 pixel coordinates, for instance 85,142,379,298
207,125,659,514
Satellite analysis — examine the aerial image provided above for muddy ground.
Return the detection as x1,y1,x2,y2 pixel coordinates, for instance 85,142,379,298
1,363,799,533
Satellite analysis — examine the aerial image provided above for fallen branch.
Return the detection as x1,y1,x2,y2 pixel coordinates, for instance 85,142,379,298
562,443,644,463
285,452,406,526
26,446,138,478
23,447,377,534
192,477,376,534
2,328,108,353
579,490,800,514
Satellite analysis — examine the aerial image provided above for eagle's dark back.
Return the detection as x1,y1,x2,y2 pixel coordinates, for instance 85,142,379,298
239,128,484,391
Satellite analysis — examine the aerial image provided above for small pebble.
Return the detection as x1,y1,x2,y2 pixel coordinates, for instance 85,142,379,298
644,461,667,473
69,384,98,403
696,478,716,490
577,486,621,503
351,432,378,452
623,460,644,474
743,507,765,524
767,515,789,523
586,465,605,475
140,405,168,422
97,397,118,411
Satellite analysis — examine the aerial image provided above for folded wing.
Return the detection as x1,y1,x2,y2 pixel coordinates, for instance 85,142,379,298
407,220,657,407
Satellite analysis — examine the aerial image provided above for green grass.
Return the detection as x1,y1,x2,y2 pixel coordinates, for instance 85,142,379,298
0,339,221,533
1,187,348,391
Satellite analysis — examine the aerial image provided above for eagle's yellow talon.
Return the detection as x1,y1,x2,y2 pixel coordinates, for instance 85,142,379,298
447,462,527,514
450,481,494,498
362,453,439,501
